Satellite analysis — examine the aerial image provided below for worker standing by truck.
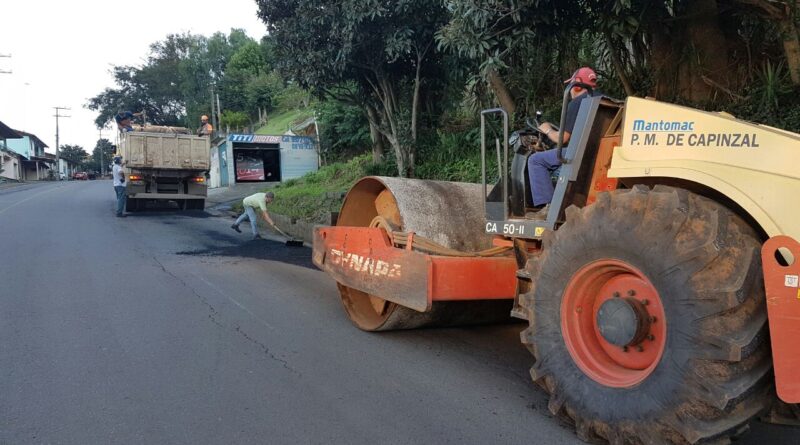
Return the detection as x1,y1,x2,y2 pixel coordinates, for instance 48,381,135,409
231,191,276,240
112,156,126,217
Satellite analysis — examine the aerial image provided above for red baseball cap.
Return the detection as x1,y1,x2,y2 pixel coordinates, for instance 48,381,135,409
564,67,597,87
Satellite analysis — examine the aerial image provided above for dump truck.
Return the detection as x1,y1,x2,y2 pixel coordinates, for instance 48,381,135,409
313,83,800,444
117,129,210,211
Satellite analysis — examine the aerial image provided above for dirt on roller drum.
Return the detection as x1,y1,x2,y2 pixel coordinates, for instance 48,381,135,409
177,238,316,270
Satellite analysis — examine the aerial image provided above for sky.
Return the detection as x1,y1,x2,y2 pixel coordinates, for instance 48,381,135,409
0,0,267,155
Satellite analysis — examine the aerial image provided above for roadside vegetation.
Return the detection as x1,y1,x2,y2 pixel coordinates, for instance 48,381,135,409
87,2,800,219
258,0,800,178
256,108,313,135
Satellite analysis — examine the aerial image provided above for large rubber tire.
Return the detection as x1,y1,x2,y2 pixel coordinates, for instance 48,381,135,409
519,185,771,444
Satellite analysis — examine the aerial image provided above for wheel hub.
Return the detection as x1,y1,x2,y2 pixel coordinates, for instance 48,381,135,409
596,297,651,347
561,259,667,388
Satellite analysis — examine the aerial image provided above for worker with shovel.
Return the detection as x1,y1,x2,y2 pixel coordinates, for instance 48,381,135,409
231,191,276,240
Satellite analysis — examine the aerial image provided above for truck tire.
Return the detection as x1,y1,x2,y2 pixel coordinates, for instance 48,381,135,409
191,199,205,210
519,185,771,444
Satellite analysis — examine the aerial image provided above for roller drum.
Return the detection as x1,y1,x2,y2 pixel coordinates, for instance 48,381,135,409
335,177,512,331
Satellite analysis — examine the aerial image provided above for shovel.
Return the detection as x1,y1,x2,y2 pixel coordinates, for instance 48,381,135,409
272,225,305,247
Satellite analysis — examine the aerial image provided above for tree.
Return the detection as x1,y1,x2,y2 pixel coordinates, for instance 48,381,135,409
59,145,88,165
219,40,272,114
438,0,800,111
219,110,250,131
87,30,266,129
257,0,449,177
732,0,800,85
84,138,116,174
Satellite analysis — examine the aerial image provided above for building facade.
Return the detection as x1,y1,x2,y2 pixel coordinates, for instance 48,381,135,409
0,120,23,180
210,134,318,188
5,131,53,180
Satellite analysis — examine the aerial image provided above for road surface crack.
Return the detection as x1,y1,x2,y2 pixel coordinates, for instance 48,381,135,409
233,325,300,376
151,255,300,376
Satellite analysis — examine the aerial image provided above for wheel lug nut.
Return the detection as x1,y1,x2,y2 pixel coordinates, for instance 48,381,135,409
647,334,655,341
627,289,636,296
622,346,629,352
641,299,649,306
650,316,657,323
637,345,644,352
613,292,620,298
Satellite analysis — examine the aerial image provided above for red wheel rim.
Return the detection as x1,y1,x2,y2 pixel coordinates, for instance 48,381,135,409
561,259,667,388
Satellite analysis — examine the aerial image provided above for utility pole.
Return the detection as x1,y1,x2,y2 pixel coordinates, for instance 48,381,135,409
210,84,216,132
53,107,71,177
98,128,105,177
216,92,222,134
0,54,11,74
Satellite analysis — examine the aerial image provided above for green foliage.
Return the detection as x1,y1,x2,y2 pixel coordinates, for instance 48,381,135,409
316,99,371,162
59,144,88,165
273,83,310,111
754,61,791,112
219,110,250,131
256,108,314,135
268,126,503,222
220,40,274,113
267,154,373,221
87,29,285,129
727,64,800,132
245,71,283,112
257,0,449,176
83,138,116,173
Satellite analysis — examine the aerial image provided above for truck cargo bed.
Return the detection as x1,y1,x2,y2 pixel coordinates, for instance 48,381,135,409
119,132,209,170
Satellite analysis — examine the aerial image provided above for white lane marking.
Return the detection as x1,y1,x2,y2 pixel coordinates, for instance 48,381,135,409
0,183,73,216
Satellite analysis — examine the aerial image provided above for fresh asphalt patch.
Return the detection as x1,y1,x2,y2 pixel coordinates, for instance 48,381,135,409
176,238,317,270
126,209,213,218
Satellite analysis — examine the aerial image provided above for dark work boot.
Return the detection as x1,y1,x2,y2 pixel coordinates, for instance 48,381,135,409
231,224,241,233
525,204,550,220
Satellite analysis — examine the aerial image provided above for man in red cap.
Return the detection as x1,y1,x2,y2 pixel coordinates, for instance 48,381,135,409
527,66,599,219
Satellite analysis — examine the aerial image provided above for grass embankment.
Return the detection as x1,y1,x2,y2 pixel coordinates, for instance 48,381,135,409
240,124,494,223
256,109,313,135
234,154,373,222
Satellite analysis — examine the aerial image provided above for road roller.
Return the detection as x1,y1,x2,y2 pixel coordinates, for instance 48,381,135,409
312,81,800,444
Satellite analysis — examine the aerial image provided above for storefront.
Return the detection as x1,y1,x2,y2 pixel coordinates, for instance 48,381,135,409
210,134,318,188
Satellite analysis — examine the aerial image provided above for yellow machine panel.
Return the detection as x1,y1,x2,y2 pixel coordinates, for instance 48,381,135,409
609,97,800,240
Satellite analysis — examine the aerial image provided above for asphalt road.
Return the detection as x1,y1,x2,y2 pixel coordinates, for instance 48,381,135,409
0,181,797,445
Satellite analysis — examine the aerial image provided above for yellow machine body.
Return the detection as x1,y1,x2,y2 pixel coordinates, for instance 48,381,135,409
609,96,800,240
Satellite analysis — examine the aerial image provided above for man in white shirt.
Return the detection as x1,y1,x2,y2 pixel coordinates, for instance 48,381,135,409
112,156,127,217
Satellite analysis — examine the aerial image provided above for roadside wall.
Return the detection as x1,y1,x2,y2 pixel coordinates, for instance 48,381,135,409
251,210,336,245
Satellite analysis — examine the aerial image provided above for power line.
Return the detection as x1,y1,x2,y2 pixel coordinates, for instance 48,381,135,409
0,54,11,74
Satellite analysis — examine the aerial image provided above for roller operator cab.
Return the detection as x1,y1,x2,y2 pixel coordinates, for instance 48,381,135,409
313,81,800,444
